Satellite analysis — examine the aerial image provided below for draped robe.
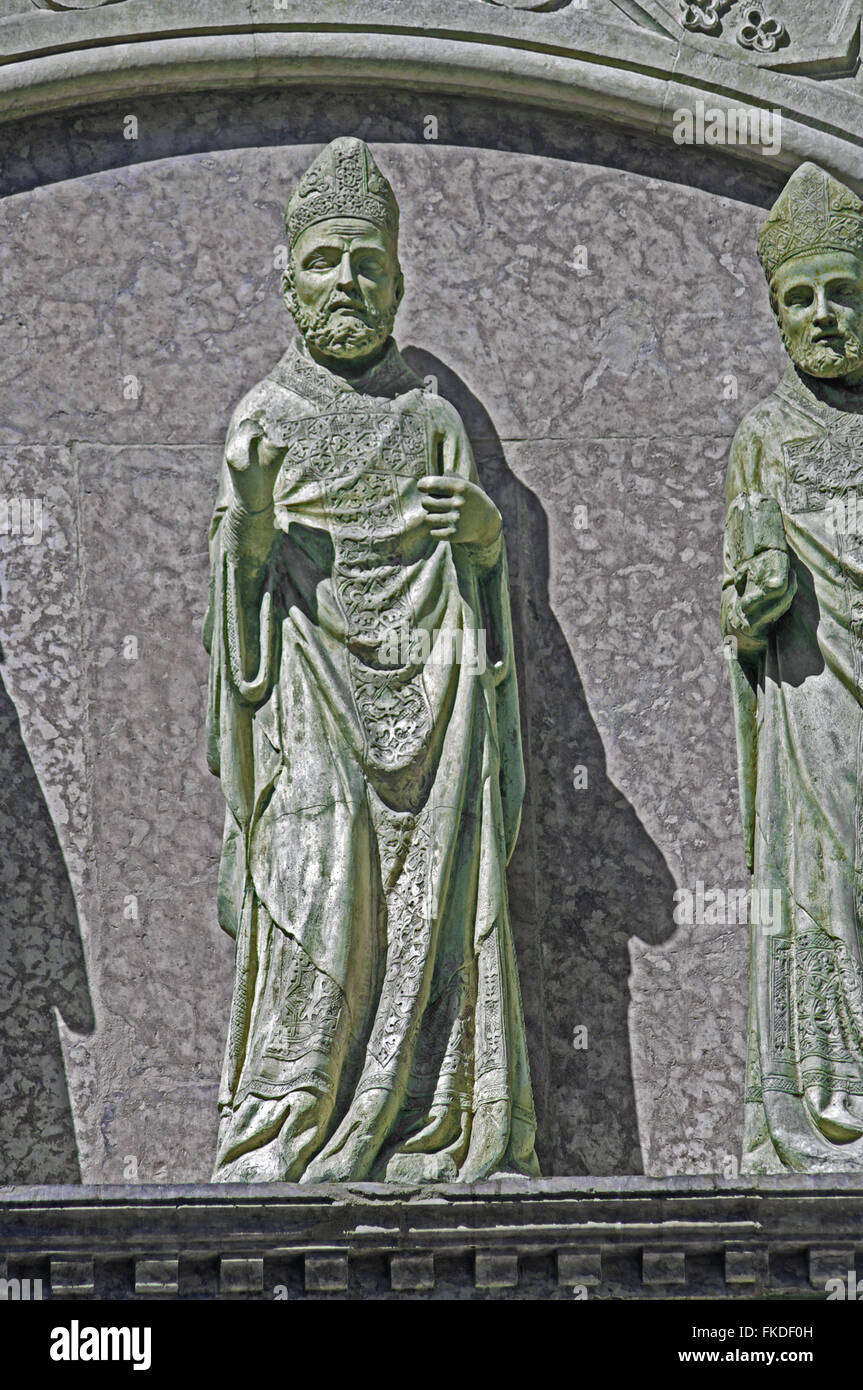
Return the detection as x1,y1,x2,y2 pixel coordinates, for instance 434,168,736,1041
723,362,863,1172
204,336,538,1182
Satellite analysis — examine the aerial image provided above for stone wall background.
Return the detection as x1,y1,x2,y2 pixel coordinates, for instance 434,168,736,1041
0,87,788,1182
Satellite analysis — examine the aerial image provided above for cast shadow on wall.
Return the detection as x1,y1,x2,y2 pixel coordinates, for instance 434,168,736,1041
0,658,93,1183
404,348,676,1176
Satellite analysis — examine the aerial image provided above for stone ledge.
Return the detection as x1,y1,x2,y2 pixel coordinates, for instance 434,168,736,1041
0,1176,861,1298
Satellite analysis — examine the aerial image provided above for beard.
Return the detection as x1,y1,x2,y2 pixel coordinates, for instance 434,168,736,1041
288,290,396,362
782,325,863,380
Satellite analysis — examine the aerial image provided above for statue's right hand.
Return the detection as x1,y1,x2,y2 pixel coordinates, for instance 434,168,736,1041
737,547,797,634
226,419,281,513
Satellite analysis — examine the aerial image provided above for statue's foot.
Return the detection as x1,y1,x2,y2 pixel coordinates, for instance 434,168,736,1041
455,1100,510,1183
398,1103,462,1155
215,1088,328,1180
301,1123,376,1182
276,1089,333,1180
385,1151,458,1182
805,1085,863,1142
840,1093,863,1125
381,1103,467,1182
301,1089,391,1182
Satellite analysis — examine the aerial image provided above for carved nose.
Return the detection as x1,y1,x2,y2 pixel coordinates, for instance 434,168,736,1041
336,253,358,289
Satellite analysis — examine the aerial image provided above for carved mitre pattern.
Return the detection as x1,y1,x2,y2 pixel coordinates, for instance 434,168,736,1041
758,162,863,282
285,137,399,247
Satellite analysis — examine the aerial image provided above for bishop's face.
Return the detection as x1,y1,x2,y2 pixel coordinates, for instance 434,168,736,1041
286,217,403,368
773,249,863,383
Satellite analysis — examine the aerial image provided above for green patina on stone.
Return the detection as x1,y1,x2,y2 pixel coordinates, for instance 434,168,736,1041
723,162,863,1172
204,137,538,1183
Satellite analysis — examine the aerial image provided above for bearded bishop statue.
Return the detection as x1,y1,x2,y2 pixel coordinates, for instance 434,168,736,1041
204,138,539,1183
722,162,863,1171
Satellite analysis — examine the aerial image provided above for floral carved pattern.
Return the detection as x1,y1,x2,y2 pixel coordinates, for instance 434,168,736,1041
736,7,786,51
678,0,787,51
679,0,733,35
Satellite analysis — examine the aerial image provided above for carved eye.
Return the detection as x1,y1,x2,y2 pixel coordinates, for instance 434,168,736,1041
304,252,339,271
356,253,385,276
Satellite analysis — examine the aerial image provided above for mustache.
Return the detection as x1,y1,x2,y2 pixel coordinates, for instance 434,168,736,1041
297,292,383,331
324,291,368,313
288,287,396,357
782,323,863,369
808,327,854,346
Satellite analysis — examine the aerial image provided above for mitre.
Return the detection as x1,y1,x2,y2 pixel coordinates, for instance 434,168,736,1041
757,162,863,281
286,137,399,247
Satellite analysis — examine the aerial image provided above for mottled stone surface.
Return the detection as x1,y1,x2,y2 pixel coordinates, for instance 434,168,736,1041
0,87,789,1180
75,445,226,1180
0,446,93,1181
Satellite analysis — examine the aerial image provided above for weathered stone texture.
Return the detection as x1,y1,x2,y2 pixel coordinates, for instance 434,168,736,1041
0,87,790,1181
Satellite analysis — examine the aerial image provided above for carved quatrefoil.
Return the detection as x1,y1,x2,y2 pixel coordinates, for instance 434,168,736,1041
736,7,787,51
678,0,788,52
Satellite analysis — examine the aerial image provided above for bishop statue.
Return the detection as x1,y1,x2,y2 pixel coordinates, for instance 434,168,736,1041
723,163,863,1171
204,138,539,1182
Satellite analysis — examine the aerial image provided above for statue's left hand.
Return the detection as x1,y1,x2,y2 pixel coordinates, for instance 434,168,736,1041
227,420,282,514
736,547,797,635
416,475,501,547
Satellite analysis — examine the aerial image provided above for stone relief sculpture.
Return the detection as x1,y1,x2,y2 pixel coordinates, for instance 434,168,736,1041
204,137,539,1183
722,162,863,1172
